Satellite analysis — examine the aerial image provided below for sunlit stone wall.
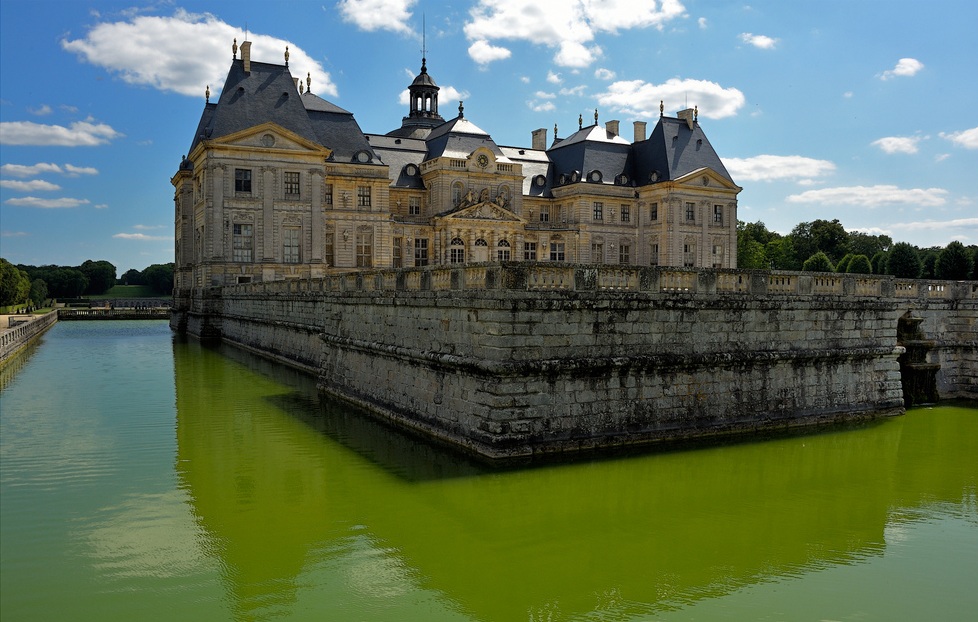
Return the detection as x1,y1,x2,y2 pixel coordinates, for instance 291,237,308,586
171,266,977,460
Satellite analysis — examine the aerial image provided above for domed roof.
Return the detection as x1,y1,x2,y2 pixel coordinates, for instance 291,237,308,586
411,59,438,88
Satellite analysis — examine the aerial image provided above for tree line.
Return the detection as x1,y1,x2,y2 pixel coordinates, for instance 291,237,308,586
737,219,977,280
0,259,174,308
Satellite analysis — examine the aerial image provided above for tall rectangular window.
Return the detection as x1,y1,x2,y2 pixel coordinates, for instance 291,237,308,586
324,230,334,266
592,201,604,221
650,202,658,221
549,242,565,261
357,186,371,209
683,243,696,267
284,172,300,197
409,197,421,216
232,223,253,262
524,242,538,261
324,184,333,207
619,244,630,265
620,204,630,223
393,237,403,268
650,243,659,266
591,243,604,263
283,228,300,263
539,209,550,223
685,202,696,222
713,244,724,269
714,204,723,224
356,231,372,268
234,169,252,193
414,238,429,266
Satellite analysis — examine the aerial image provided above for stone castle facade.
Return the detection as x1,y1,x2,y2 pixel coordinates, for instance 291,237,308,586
172,40,741,289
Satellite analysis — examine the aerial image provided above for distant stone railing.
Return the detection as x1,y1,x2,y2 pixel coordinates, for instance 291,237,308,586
211,264,977,302
58,308,170,320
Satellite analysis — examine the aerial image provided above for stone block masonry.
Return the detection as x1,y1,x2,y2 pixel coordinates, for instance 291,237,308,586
172,266,977,462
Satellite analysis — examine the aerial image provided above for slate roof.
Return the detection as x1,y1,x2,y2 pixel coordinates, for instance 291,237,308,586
547,124,632,187
425,116,513,162
188,58,376,164
631,116,734,186
365,134,427,187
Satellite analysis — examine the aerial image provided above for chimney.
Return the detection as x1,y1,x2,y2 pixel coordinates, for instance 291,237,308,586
293,78,300,91
240,40,252,73
605,120,620,137
531,128,548,150
677,108,695,129
633,121,647,143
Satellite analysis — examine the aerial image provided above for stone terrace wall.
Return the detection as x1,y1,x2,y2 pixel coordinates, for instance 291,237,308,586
172,266,977,460
0,311,58,365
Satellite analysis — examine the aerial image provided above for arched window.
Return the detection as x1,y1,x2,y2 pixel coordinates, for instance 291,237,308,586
452,182,464,207
474,238,488,246
497,239,511,261
450,237,465,264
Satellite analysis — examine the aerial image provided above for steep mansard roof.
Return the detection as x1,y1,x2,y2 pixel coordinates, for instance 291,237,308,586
631,116,734,185
187,58,375,163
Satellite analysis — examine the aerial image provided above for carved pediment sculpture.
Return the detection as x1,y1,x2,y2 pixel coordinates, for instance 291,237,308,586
449,201,523,223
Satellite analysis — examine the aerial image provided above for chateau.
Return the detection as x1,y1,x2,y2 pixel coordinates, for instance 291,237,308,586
172,40,740,289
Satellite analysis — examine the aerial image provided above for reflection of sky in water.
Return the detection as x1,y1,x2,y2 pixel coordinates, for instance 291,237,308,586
2,322,976,621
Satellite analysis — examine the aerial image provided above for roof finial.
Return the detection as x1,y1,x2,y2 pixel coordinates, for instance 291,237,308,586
694,105,698,122
299,82,304,94
307,72,312,94
232,38,238,59
594,108,599,125
458,100,464,118
285,45,290,66
659,100,664,117
554,122,558,137
578,113,582,130
205,85,210,103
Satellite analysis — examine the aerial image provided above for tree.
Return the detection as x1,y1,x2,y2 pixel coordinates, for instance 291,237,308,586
789,219,850,266
886,243,922,278
29,278,48,305
1,259,31,306
849,232,892,259
121,268,144,285
142,263,174,295
973,248,978,280
920,251,938,279
835,253,854,273
871,252,887,275
935,241,971,280
846,255,872,274
766,237,798,270
802,251,834,272
79,259,116,295
738,239,768,269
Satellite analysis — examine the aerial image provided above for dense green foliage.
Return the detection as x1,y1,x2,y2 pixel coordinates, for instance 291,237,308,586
935,241,971,280
885,243,922,278
1,258,32,306
142,263,175,295
79,260,117,295
846,255,872,274
870,252,887,275
120,268,144,285
834,253,854,273
802,251,834,272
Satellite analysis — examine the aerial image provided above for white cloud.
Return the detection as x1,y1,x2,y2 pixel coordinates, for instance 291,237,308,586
597,78,745,120
113,232,173,241
529,100,556,113
534,91,556,99
64,164,99,176
337,0,415,34
0,163,64,177
28,104,53,116
739,32,779,49
5,196,91,208
560,85,587,97
547,71,562,84
0,180,62,192
723,155,836,182
940,126,978,149
843,91,854,98
880,57,923,80
0,120,123,146
61,9,337,98
463,0,686,68
888,217,978,232
935,153,951,163
872,136,923,155
520,76,530,84
133,224,166,231
698,17,708,29
594,68,616,80
468,39,512,66
786,185,948,208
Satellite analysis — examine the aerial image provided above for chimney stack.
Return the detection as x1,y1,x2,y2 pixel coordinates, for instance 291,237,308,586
677,108,695,129
240,41,252,73
605,120,620,137
633,121,647,143
531,128,548,150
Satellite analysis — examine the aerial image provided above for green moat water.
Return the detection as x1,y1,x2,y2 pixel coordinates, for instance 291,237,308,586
1,321,976,621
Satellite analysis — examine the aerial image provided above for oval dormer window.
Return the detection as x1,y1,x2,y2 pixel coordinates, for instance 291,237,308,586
588,170,602,183
534,174,547,187
405,164,419,176
570,170,580,183
355,150,371,163
617,174,629,185
558,173,568,185
650,170,660,183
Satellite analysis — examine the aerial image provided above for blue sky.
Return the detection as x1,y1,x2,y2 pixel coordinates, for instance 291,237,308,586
1,0,976,273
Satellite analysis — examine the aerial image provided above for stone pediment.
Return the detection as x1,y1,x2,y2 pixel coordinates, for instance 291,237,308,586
214,122,331,156
446,201,525,223
674,167,741,191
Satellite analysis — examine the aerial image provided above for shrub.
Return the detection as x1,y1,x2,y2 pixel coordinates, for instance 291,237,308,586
846,255,872,274
802,251,834,272
886,243,922,278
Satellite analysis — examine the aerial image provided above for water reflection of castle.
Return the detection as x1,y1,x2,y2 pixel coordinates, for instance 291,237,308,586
173,340,977,620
